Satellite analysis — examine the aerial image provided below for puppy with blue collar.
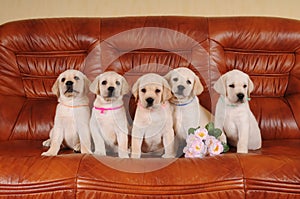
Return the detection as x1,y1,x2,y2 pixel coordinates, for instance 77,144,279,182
214,69,261,153
164,67,213,156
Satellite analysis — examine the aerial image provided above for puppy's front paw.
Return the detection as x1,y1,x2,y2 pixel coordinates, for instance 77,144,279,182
162,154,175,158
41,151,57,156
219,132,227,144
131,153,141,159
237,142,248,153
93,151,106,156
237,149,248,153
119,154,129,158
118,152,129,158
237,146,248,154
73,143,81,152
42,139,51,147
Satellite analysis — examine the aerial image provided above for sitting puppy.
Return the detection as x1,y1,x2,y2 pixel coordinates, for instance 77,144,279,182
131,73,175,158
164,67,213,156
89,71,130,158
42,69,92,156
214,69,262,153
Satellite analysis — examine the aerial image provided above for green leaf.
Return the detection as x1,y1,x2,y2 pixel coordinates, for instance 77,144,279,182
222,143,230,153
208,130,214,137
205,122,215,132
188,128,196,135
213,128,222,138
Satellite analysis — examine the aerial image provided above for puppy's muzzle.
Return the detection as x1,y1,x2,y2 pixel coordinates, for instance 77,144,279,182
107,86,115,97
176,85,185,95
146,97,154,107
236,93,245,103
65,81,74,93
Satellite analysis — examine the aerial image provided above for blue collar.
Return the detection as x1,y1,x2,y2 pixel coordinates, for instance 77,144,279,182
170,97,195,107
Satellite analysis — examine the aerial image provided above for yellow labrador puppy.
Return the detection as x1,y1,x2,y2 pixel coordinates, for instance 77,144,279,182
89,71,130,158
42,69,92,156
131,73,175,158
214,69,261,153
164,67,213,156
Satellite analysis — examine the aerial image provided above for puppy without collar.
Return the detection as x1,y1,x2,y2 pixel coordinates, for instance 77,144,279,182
89,71,130,158
214,69,262,153
164,67,213,156
42,69,92,156
131,73,175,158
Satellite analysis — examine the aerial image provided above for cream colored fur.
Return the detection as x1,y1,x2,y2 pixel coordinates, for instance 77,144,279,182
131,73,175,158
42,69,92,156
164,67,213,156
214,69,261,153
89,71,130,158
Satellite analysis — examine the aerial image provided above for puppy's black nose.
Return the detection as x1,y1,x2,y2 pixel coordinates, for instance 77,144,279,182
108,86,115,92
177,85,185,91
146,97,154,106
66,81,73,86
237,93,245,100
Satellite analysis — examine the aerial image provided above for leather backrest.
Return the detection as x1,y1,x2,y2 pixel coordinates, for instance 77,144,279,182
0,17,299,140
209,17,300,139
0,18,101,140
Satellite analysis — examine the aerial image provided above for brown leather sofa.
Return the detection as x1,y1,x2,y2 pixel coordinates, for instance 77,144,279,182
0,16,299,198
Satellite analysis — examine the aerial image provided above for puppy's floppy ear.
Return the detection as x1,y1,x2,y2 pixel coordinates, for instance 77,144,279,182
121,76,130,96
193,75,204,96
162,78,172,102
51,77,60,98
247,75,254,97
163,70,172,83
82,74,91,95
214,74,227,96
132,78,140,100
90,76,101,95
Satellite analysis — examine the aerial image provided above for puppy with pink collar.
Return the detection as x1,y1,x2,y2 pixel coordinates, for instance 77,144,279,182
89,71,130,158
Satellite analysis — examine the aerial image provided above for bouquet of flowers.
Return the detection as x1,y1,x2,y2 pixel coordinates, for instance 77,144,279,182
183,122,229,158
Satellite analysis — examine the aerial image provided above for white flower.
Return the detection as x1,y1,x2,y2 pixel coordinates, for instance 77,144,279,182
208,140,224,156
194,128,208,140
184,126,226,158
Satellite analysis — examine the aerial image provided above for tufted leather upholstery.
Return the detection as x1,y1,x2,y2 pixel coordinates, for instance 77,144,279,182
0,17,299,198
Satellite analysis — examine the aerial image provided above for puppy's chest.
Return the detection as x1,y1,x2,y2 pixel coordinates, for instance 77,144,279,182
136,108,169,127
56,106,89,119
225,106,248,123
93,108,126,125
173,103,198,119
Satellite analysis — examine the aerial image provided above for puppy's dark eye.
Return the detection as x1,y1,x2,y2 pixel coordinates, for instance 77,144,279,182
141,88,146,93
155,89,161,93
61,78,66,82
74,76,80,80
229,84,235,88
173,78,178,82
243,84,247,88
116,81,120,86
187,80,192,85
102,80,107,85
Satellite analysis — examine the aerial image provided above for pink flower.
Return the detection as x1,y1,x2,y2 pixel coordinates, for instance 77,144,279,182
194,128,208,140
208,140,224,156
184,127,225,158
184,150,195,158
205,135,217,147
186,134,197,144
190,139,207,157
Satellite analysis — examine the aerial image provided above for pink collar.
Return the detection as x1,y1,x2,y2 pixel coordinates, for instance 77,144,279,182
94,105,124,114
